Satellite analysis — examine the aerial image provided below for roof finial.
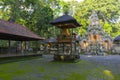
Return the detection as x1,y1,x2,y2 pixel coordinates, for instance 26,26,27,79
64,11,68,15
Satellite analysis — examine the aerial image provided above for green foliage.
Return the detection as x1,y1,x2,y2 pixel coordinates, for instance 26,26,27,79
0,0,54,46
0,0,120,47
0,0,54,38
73,0,120,37
103,22,112,34
0,40,8,47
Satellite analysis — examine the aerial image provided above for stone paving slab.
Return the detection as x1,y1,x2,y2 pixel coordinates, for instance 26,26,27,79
80,55,120,75
42,55,120,80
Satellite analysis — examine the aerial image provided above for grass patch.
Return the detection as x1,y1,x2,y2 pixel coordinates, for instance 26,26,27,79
0,56,119,80
64,73,86,80
0,56,41,64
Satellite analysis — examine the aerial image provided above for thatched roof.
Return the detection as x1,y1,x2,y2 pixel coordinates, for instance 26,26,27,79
0,19,44,41
50,14,82,28
45,37,57,43
113,35,120,42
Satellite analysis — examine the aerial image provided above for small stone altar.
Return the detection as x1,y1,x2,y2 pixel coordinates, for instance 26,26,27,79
50,13,82,61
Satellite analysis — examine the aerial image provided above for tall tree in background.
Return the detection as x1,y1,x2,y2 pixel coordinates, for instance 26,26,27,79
0,0,53,37
0,0,54,47
73,0,120,37
0,0,120,38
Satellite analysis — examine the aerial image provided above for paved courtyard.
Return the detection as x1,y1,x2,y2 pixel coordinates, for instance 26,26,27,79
80,55,120,75
43,54,120,80
0,54,120,80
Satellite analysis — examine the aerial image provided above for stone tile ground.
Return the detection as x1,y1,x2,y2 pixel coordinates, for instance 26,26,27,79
81,55,120,74
0,54,120,80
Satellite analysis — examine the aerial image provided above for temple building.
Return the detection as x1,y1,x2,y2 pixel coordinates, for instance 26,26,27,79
50,13,82,61
80,11,112,55
0,19,44,55
112,35,120,54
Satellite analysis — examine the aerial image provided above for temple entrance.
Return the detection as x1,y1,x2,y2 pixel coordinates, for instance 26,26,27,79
80,11,112,55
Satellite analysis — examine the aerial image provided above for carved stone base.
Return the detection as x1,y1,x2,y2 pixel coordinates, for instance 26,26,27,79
53,54,80,62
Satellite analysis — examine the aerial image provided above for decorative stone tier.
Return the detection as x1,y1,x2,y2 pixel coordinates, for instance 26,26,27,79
53,54,80,62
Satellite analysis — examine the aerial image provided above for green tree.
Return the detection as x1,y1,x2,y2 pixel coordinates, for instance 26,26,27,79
1,0,120,39
0,0,54,38
0,0,54,47
73,0,120,37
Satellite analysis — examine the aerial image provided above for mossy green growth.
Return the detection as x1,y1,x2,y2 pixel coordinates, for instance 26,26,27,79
64,73,86,80
0,57,119,80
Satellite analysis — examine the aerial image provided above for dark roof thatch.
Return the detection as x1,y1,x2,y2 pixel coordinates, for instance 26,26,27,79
113,35,120,42
45,37,57,43
50,14,82,28
41,37,57,44
0,19,44,41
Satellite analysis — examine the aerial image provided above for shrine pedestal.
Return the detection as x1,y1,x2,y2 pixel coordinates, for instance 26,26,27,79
50,13,81,62
53,54,80,62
